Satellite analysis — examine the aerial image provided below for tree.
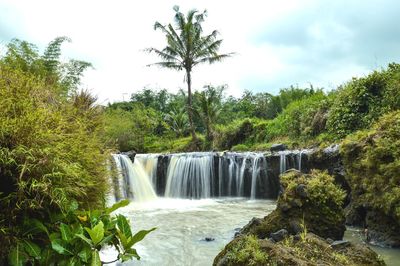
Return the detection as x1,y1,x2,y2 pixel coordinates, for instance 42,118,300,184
194,85,223,146
146,6,233,145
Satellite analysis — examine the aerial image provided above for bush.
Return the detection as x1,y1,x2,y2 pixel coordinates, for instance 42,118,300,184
327,63,400,138
341,110,400,221
0,64,110,259
104,104,158,152
214,118,254,150
6,200,155,265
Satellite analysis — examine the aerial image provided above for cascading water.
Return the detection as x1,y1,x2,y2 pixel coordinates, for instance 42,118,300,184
279,152,288,174
250,154,265,199
112,154,157,202
165,153,214,198
219,152,267,198
135,154,159,188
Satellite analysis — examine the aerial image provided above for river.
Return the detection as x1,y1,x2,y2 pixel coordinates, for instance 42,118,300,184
102,198,399,266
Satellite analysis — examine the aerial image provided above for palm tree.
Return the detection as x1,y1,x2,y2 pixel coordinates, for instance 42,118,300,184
146,6,233,143
195,85,223,146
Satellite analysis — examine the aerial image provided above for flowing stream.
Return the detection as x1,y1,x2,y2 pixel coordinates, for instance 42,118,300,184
102,198,276,266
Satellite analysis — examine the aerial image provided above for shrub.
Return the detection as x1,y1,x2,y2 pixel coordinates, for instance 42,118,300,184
341,110,400,221
327,63,400,138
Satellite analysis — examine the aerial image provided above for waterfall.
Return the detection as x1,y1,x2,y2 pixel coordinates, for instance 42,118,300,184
279,152,287,174
298,150,303,172
250,154,265,199
111,150,291,200
112,154,157,202
135,154,159,188
165,153,214,199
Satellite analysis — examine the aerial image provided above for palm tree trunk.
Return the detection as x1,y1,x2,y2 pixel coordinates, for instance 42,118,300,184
186,70,197,142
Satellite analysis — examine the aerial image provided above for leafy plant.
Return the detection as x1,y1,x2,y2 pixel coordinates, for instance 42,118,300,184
8,200,155,265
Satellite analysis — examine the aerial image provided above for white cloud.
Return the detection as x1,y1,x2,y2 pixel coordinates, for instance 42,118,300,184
1,0,399,103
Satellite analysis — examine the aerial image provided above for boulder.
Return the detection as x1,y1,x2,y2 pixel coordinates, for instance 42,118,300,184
270,143,287,152
214,233,385,266
270,229,288,242
239,170,346,240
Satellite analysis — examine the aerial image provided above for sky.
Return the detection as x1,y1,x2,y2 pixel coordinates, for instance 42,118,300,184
1,0,399,103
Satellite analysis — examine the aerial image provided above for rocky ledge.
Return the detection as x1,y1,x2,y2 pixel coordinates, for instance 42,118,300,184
214,170,385,266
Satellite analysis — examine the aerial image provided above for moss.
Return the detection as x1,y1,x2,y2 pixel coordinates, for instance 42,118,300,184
223,235,270,266
241,170,346,240
341,111,400,243
215,233,385,266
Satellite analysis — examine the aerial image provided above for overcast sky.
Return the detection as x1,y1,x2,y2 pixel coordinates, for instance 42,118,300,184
1,0,399,103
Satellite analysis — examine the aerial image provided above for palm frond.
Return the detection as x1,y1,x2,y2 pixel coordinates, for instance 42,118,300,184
194,53,234,65
148,61,182,70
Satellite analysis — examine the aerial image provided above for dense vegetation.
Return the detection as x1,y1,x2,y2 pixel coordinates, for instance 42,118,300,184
341,110,400,244
105,63,400,153
0,38,152,265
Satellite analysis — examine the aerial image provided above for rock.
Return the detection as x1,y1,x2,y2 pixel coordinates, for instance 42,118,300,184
293,234,301,242
295,184,308,198
122,150,136,162
270,143,287,152
366,210,400,247
238,217,262,237
204,237,215,242
214,233,385,266
270,229,288,242
278,202,291,212
291,198,303,208
289,220,302,234
240,171,346,240
326,238,334,244
330,240,350,248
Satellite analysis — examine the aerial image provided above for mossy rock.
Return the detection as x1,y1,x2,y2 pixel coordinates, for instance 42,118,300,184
213,170,386,265
341,110,400,246
240,170,346,240
214,233,385,266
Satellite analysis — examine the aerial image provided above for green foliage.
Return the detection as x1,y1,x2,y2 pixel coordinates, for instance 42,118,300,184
341,110,400,221
225,235,269,266
147,6,233,141
7,200,155,265
0,38,147,265
327,63,400,138
194,85,224,147
104,104,158,152
214,118,254,150
280,170,346,210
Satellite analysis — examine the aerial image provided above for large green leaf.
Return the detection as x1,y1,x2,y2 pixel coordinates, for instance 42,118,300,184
98,233,114,246
51,238,73,255
122,248,140,261
90,250,101,266
60,223,74,242
8,245,28,266
23,218,49,236
117,215,132,238
129,228,156,247
106,199,130,214
78,246,92,263
23,240,41,259
85,221,104,245
76,233,93,246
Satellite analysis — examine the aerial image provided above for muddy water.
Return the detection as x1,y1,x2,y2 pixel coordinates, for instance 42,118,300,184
102,198,400,266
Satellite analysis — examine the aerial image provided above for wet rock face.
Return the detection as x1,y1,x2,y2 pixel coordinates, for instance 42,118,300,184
366,210,400,247
239,170,346,241
121,150,136,162
270,143,287,152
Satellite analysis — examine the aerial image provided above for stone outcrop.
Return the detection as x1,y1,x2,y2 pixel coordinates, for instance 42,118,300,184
213,170,385,266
